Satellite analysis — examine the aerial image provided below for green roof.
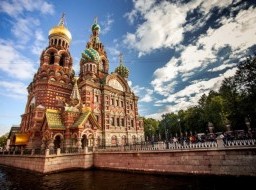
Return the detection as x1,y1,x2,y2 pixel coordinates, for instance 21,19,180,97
46,109,65,130
72,111,91,128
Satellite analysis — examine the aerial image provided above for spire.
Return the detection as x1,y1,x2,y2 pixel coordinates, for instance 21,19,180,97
58,13,65,26
94,16,98,24
70,77,81,106
119,53,124,65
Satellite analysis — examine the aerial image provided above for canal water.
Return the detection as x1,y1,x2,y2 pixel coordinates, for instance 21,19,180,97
0,166,255,190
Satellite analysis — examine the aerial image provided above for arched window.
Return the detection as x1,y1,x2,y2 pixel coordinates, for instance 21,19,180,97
58,39,61,46
49,52,55,65
59,54,65,67
54,39,57,45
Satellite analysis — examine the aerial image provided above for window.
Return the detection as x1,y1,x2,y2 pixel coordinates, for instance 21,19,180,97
111,98,114,105
130,103,133,110
111,117,115,125
121,101,124,107
121,118,124,126
117,118,120,126
116,100,119,106
131,119,134,127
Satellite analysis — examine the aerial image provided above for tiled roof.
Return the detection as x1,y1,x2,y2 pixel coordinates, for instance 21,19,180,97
46,109,65,130
72,111,90,128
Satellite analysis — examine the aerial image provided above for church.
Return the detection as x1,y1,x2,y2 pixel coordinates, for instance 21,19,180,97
9,15,144,150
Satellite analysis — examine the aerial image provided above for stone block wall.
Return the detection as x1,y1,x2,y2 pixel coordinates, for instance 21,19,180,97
0,153,93,173
93,148,256,176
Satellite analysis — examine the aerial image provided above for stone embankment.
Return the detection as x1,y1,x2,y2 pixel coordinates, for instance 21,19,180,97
0,139,256,176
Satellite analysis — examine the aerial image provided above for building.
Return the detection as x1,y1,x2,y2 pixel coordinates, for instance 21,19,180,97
9,15,144,150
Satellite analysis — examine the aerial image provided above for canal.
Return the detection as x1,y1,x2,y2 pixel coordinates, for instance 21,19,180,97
0,166,255,190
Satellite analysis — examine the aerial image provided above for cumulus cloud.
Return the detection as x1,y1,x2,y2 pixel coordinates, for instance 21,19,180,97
123,0,238,56
101,14,114,35
0,40,36,80
0,81,27,99
0,0,54,17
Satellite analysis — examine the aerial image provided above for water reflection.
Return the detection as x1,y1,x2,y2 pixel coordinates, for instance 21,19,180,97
0,166,255,190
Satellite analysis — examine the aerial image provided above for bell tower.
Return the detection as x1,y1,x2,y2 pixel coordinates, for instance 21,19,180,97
20,14,75,137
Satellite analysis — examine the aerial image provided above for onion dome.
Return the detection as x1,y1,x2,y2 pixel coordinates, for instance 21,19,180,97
48,14,72,42
91,17,100,32
115,53,129,78
82,47,100,63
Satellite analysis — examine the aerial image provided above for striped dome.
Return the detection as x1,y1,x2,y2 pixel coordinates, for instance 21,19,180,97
82,48,100,63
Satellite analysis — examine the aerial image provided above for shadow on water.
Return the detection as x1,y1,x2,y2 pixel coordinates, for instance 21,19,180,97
0,166,255,190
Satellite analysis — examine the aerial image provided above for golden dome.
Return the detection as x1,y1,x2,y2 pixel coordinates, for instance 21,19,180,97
48,25,72,41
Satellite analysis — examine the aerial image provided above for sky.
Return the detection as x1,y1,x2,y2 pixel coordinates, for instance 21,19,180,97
0,0,256,135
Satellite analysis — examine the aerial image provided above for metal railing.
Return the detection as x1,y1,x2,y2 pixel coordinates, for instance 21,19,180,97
1,139,255,156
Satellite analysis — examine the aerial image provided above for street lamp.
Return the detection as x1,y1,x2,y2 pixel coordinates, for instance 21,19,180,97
178,118,181,136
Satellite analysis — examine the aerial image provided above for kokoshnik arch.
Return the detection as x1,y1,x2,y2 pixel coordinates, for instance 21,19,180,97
8,15,144,150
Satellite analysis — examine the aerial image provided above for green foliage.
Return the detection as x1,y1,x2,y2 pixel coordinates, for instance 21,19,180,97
143,117,159,141
0,135,7,147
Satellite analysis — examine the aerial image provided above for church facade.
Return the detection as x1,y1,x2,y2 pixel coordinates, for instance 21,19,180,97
10,16,144,150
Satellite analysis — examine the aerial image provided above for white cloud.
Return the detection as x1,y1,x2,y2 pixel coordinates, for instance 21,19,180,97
11,17,40,44
0,81,27,99
0,40,36,80
0,0,54,17
101,14,114,35
208,63,236,72
123,0,237,56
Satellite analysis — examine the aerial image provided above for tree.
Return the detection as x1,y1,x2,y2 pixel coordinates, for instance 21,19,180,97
219,77,244,130
235,55,256,129
0,135,7,148
143,117,159,141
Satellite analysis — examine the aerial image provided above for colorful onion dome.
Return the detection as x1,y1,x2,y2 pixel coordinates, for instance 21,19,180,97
91,17,100,32
82,48,100,63
115,64,129,78
115,53,129,78
48,14,72,41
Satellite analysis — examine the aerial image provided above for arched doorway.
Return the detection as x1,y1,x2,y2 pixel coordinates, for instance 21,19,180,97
54,135,61,149
81,134,88,149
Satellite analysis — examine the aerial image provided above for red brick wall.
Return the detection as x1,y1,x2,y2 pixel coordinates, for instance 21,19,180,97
93,148,256,176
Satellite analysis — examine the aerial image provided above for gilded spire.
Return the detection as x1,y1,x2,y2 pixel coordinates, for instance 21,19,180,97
58,13,65,26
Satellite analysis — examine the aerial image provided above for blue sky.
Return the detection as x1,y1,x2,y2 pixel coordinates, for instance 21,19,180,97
0,0,256,135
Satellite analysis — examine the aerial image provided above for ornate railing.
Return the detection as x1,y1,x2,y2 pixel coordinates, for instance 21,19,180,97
1,139,255,156
95,139,256,152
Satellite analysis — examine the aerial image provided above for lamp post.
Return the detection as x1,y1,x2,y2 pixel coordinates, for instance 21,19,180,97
178,118,181,136
245,117,251,131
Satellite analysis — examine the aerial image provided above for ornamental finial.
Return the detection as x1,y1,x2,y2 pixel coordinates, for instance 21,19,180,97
58,13,65,26
94,16,98,24
119,52,123,65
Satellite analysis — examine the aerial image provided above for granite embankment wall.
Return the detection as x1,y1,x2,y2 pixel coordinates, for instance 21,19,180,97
1,147,256,176
0,153,93,173
93,147,256,177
